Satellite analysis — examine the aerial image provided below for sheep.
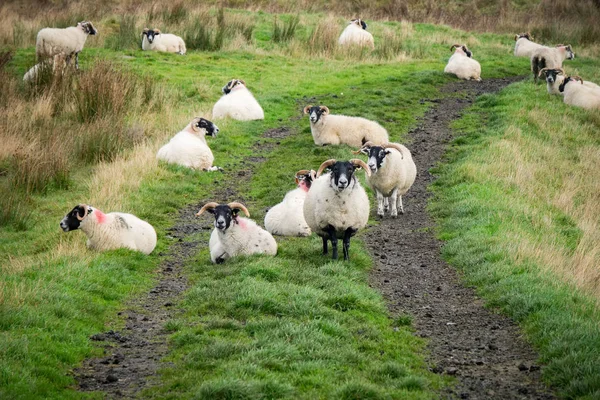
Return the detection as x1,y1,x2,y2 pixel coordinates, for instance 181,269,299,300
60,204,157,255
514,32,544,58
559,76,600,110
264,169,316,237
36,21,97,69
531,44,574,83
303,159,371,260
303,105,389,147
444,44,482,81
196,202,277,264
156,117,221,171
23,52,69,83
355,141,417,218
540,68,600,95
212,79,264,121
141,28,186,55
338,19,374,49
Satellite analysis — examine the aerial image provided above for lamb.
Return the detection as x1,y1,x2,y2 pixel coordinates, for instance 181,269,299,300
60,204,157,255
303,105,389,147
23,52,69,83
355,141,417,218
196,202,277,264
303,159,371,260
338,19,374,49
514,32,544,58
444,44,482,81
531,44,574,83
264,169,316,237
36,21,97,69
559,76,600,110
141,28,186,55
212,79,264,121
156,117,221,171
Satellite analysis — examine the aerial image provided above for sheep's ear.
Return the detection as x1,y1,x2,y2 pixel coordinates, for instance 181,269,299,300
384,149,392,155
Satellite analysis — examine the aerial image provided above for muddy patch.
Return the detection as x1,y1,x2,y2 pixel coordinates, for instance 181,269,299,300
364,77,555,399
262,126,293,139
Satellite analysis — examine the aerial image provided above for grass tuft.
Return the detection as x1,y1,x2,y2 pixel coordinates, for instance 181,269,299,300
272,15,300,43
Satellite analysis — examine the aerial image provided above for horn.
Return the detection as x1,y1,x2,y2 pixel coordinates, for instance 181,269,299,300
317,159,336,177
352,141,374,154
557,68,565,75
76,204,88,221
514,34,519,41
295,169,311,178
383,142,405,159
239,79,246,85
450,44,461,51
350,159,371,177
538,67,549,77
154,28,161,33
572,76,583,84
227,202,250,217
303,105,312,114
320,106,330,114
196,202,219,216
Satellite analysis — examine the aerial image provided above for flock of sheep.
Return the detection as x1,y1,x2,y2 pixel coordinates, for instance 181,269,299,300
39,18,595,264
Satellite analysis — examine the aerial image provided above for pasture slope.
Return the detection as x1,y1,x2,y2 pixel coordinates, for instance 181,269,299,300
1,6,600,400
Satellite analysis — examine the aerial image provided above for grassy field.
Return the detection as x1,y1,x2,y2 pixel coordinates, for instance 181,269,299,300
1,3,600,399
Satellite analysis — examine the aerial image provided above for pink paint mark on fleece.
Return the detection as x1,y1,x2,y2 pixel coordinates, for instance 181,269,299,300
95,210,107,224
299,181,310,193
236,217,248,230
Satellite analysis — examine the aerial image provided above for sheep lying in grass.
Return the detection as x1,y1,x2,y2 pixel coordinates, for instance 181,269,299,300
338,19,374,49
156,117,221,171
444,44,481,81
531,44,574,83
197,202,277,264
303,159,370,260
514,32,543,58
559,76,600,110
60,204,157,255
540,68,600,95
141,28,186,55
23,53,69,83
212,79,264,121
355,141,417,218
264,169,316,237
36,21,97,69
303,105,389,147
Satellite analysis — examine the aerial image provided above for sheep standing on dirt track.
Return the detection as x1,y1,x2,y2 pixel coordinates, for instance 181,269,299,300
444,44,481,81
338,19,374,49
303,159,371,261
197,202,277,264
264,169,316,237
355,141,417,218
303,105,389,147
141,28,186,55
514,32,543,58
36,21,97,69
212,79,264,121
60,204,157,255
559,76,600,110
157,117,221,171
531,44,574,82
23,53,69,83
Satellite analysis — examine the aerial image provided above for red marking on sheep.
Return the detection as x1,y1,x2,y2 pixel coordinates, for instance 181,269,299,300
236,218,248,230
299,181,310,193
95,210,107,224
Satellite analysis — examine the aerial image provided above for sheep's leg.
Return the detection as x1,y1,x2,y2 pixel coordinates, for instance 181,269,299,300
326,225,338,260
390,188,400,217
342,228,356,261
377,191,385,217
383,197,390,213
75,52,80,70
321,235,328,255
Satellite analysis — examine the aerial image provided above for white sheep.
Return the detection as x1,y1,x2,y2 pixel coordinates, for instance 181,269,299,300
303,105,389,147
444,44,482,81
36,21,97,69
355,142,417,218
338,19,374,49
264,169,316,237
141,28,186,55
539,68,600,96
212,79,264,121
531,44,574,82
514,32,543,58
60,204,157,255
197,202,277,264
559,76,600,110
303,159,371,260
23,52,69,83
156,117,221,171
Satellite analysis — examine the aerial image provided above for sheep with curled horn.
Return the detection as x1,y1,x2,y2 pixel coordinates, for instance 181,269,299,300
303,159,371,260
354,141,417,218
196,201,277,264
559,75,600,110
444,44,482,81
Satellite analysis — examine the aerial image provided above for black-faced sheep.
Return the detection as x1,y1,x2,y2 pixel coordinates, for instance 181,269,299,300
212,79,264,121
141,28,186,55
444,44,482,81
36,21,97,69
60,204,157,255
338,19,374,49
559,76,600,110
531,44,574,83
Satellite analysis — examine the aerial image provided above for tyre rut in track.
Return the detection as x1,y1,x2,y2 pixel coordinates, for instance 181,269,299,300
364,77,556,399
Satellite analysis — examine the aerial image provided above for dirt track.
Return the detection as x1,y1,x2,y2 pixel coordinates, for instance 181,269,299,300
365,77,555,399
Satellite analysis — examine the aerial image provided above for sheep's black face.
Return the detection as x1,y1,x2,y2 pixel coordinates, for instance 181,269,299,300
329,161,356,192
544,69,561,84
222,79,244,95
195,118,220,137
362,146,390,174
565,46,575,60
146,30,159,43
307,106,326,123
60,205,87,232
462,46,472,58
79,22,97,35
559,77,574,93
518,33,531,40
208,205,236,231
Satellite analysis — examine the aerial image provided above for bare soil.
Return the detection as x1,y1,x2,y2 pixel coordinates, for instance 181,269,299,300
364,77,555,399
